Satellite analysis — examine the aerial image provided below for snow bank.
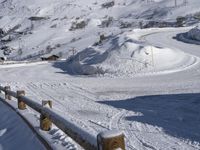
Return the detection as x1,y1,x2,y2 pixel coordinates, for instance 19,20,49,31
176,25,200,45
187,24,200,41
0,61,48,68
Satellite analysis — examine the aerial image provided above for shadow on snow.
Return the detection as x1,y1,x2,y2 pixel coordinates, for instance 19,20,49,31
52,47,109,75
52,36,136,75
98,93,200,142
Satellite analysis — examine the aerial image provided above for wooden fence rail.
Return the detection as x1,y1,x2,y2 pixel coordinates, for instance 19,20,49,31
0,85,125,150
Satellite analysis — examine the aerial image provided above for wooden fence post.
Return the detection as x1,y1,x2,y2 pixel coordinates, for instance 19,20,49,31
17,90,26,110
40,100,52,131
5,86,11,100
97,130,125,150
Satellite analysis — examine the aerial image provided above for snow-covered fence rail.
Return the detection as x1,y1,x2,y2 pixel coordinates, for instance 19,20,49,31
0,85,126,150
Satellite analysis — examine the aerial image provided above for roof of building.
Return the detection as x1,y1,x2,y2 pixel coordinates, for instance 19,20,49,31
41,54,59,58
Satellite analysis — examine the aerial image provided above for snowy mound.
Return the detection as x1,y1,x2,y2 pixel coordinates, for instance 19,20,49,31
187,25,200,41
176,24,200,45
64,30,196,77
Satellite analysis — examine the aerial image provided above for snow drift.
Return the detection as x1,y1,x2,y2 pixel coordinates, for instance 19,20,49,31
187,24,200,41
63,29,197,76
176,24,200,45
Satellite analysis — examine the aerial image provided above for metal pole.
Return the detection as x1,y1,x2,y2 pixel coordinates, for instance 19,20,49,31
175,0,177,7
151,46,154,69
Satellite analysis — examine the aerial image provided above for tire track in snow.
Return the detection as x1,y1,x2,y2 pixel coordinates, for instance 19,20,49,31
109,109,162,150
109,109,136,150
26,82,98,134
28,82,121,135
26,82,69,116
27,82,74,113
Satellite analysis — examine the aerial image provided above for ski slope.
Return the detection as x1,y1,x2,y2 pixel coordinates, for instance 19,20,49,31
0,28,200,149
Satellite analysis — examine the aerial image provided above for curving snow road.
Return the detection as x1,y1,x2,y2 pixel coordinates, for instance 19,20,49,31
145,28,200,57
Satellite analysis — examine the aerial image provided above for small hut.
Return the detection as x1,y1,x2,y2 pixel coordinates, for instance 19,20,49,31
41,54,59,61
0,57,5,62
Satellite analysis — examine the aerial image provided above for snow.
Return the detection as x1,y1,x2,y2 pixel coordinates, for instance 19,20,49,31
0,61,48,68
175,24,200,45
0,0,200,149
98,130,124,139
63,28,198,77
0,0,200,60
187,24,200,41
0,28,199,150
0,98,45,150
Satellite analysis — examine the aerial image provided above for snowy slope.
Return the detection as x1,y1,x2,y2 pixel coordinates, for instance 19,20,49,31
0,0,200,62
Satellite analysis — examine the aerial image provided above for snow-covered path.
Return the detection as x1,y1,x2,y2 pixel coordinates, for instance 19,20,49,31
0,28,200,150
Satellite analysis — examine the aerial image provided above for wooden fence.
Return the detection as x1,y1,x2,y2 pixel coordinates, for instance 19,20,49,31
0,85,126,150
